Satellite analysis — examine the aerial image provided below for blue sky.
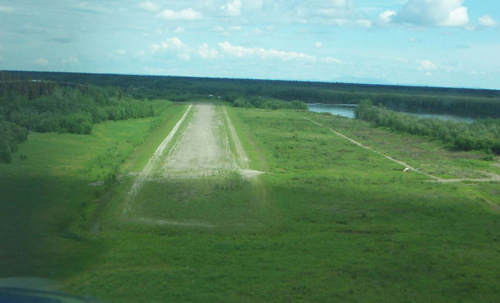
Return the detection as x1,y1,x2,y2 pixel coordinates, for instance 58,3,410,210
1,0,499,89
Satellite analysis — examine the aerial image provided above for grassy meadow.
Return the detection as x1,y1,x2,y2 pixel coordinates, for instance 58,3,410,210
0,102,186,278
1,103,499,302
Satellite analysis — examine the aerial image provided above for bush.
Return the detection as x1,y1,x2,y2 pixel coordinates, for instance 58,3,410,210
234,98,253,108
234,97,307,110
354,101,500,155
0,121,29,163
1,80,160,137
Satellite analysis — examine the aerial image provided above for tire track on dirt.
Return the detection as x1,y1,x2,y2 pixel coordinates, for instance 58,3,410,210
123,104,192,214
161,104,234,177
124,104,266,227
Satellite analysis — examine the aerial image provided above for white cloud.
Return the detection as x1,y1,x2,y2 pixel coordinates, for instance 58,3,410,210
464,24,476,31
211,26,225,32
34,58,49,66
151,44,161,53
218,41,311,61
393,0,469,27
292,0,371,27
417,59,437,71
198,43,219,59
135,51,147,57
156,8,203,21
151,37,186,53
315,42,323,48
218,41,342,64
297,0,354,18
228,26,242,31
177,53,190,61
173,27,186,33
378,10,396,24
441,6,468,26
0,5,14,13
221,0,242,17
479,15,498,27
355,20,372,28
61,56,79,64
138,0,158,12
109,49,126,59
321,57,343,64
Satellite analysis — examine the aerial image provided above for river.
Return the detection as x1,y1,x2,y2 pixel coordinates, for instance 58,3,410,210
307,104,476,123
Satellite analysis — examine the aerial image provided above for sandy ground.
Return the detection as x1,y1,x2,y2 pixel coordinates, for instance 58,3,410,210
162,104,235,176
159,104,262,179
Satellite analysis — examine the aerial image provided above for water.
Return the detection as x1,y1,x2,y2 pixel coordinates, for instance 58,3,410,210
307,103,476,123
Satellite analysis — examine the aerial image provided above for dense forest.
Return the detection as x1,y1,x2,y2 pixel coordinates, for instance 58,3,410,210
232,96,308,110
2,70,500,161
354,101,500,155
0,72,160,163
9,71,500,118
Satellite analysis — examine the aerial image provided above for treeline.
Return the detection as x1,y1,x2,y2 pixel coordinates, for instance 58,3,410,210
354,101,500,155
11,71,500,98
0,73,161,163
1,84,156,134
9,71,500,118
259,88,500,117
0,121,29,163
0,72,58,99
231,96,308,110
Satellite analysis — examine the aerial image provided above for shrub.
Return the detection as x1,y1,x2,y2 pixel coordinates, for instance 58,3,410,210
354,101,500,155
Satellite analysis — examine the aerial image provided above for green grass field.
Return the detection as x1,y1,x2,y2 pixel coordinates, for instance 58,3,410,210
1,103,499,302
0,102,185,278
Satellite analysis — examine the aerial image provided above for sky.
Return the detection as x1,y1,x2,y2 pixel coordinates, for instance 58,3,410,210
0,0,499,89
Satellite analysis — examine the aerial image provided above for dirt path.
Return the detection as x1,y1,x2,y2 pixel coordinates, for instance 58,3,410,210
123,105,192,213
305,117,500,183
161,104,258,177
124,104,262,216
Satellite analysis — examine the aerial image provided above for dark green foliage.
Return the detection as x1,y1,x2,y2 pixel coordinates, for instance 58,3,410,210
355,100,500,154
0,72,57,99
8,71,500,118
0,120,29,163
234,98,253,108
0,72,162,164
0,75,158,135
233,97,308,110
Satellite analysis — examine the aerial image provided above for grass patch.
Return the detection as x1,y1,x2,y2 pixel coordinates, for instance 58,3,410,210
225,105,268,172
0,101,182,279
